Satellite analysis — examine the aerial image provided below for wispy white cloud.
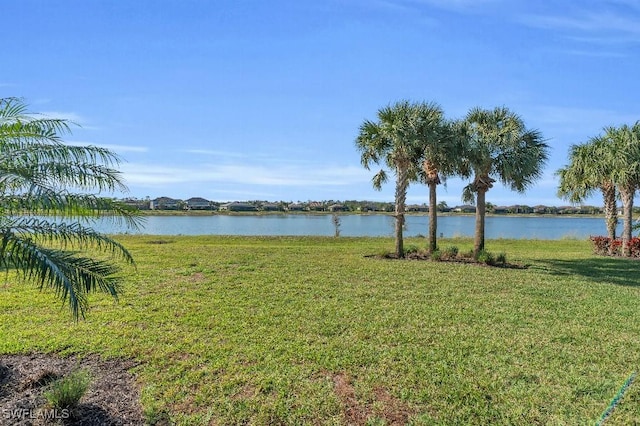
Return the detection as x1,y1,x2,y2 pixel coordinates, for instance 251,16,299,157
531,105,640,133
120,162,371,188
413,0,502,8
39,110,105,130
521,11,640,35
373,0,503,13
559,49,627,58
519,7,640,45
183,149,248,158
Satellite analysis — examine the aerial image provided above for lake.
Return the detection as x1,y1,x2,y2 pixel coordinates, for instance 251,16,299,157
93,214,616,240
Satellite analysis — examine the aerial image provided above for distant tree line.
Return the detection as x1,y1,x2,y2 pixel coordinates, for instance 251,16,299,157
119,196,614,216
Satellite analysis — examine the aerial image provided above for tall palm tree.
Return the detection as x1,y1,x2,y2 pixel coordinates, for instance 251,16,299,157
356,100,425,258
462,107,548,257
605,123,640,256
557,137,618,241
0,97,139,319
417,107,466,253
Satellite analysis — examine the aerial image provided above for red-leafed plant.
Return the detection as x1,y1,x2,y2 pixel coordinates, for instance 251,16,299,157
590,236,640,258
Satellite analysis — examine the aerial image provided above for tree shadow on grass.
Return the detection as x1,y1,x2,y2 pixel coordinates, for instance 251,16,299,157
538,256,640,288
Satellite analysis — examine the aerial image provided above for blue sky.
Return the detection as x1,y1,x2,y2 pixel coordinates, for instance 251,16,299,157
4,0,640,206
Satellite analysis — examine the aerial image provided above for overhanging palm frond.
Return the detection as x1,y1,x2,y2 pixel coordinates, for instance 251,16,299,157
0,97,136,318
2,217,135,264
0,189,143,229
0,232,123,319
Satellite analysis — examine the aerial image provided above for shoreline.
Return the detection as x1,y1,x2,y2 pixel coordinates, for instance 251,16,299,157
137,210,614,219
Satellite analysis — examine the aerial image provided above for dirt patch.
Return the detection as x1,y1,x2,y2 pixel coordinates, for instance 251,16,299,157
0,354,144,425
332,372,367,425
331,372,414,426
372,386,412,425
189,272,207,283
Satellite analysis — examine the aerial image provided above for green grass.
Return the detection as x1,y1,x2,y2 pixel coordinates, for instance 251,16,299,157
1,236,639,424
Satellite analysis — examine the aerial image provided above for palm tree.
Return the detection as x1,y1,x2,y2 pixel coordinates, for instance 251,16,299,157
605,123,640,256
462,107,548,257
557,137,618,241
417,108,466,253
356,100,425,258
0,97,139,319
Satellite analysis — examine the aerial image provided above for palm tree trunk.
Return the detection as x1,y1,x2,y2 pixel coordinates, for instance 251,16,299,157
423,160,441,253
602,183,618,241
620,186,635,257
474,188,487,258
394,166,409,258
428,181,437,253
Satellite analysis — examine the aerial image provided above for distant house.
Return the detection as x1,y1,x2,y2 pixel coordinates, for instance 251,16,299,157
307,202,325,211
151,196,181,210
121,198,150,210
185,197,212,210
493,206,508,214
557,206,578,215
287,203,305,211
261,203,281,211
328,203,348,212
359,204,379,212
533,205,549,214
508,205,532,214
452,205,476,213
407,204,428,212
219,202,258,212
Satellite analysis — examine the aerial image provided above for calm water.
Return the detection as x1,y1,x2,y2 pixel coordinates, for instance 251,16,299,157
93,214,617,240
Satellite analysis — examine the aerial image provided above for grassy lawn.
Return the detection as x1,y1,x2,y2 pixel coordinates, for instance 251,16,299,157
1,236,639,425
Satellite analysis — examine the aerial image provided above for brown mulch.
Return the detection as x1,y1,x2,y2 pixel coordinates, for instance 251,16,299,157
0,354,144,426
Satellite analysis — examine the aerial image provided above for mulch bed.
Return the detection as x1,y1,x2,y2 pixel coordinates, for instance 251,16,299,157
0,354,144,425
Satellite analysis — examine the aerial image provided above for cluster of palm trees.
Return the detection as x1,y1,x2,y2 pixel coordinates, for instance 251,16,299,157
0,98,139,319
356,100,549,259
557,123,640,257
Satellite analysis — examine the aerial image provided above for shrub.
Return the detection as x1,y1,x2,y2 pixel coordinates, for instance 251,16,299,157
442,246,459,260
590,236,640,257
44,369,91,409
476,250,494,265
495,252,507,266
430,249,442,261
404,245,420,255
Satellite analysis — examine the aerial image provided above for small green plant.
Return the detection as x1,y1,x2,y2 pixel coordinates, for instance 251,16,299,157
377,248,394,258
430,249,442,261
495,252,507,266
44,369,91,409
443,246,459,259
404,245,420,255
476,249,494,265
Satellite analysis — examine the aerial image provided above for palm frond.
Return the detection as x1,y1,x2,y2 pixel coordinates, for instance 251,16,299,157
0,233,123,319
0,98,136,319
3,217,135,264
